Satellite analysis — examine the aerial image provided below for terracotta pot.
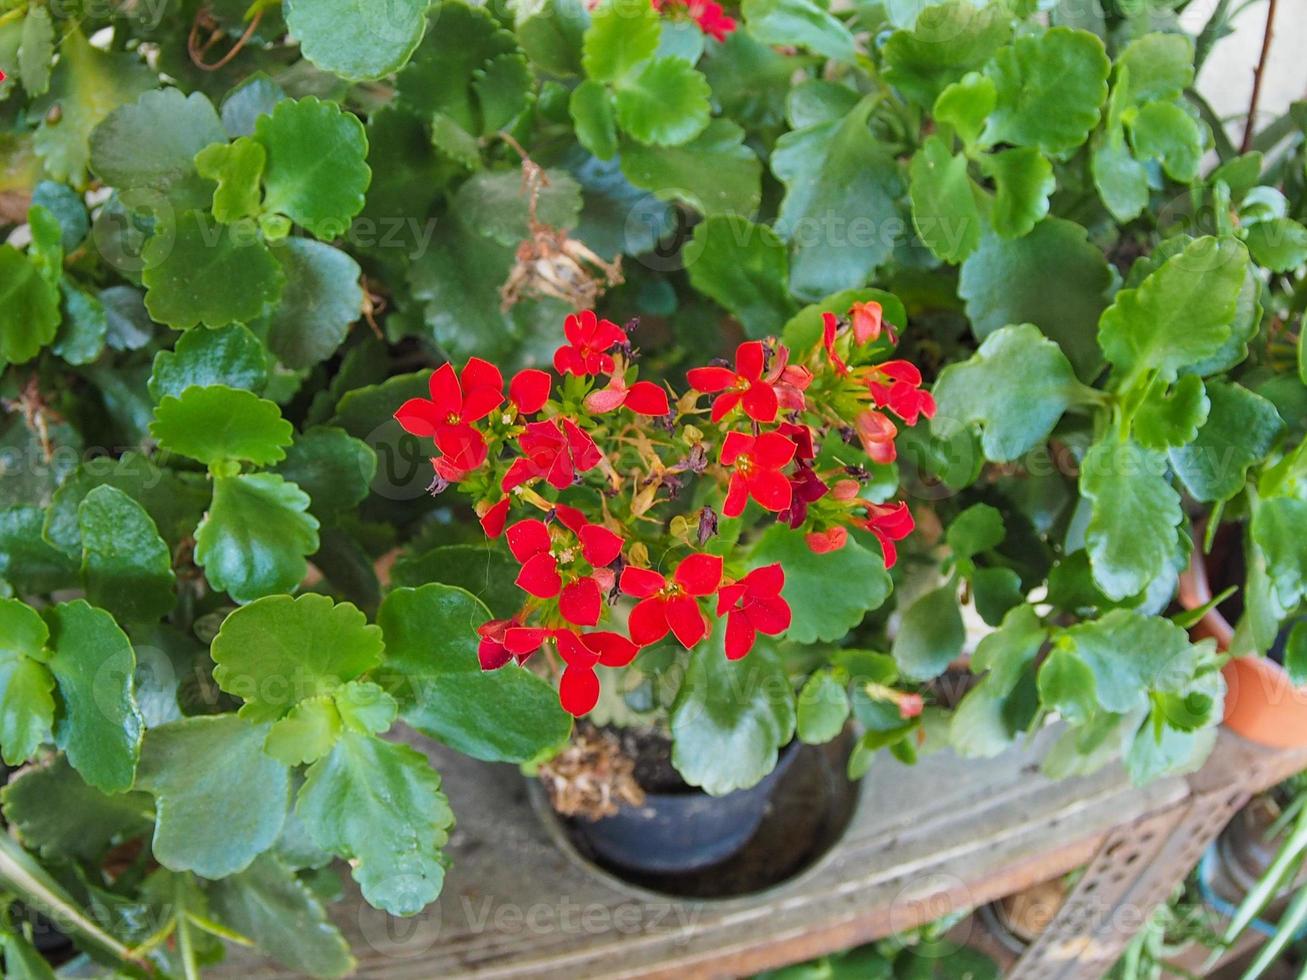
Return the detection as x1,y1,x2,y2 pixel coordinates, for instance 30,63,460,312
1179,536,1307,748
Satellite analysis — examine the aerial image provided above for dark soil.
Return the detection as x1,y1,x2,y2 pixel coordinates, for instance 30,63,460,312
610,726,692,795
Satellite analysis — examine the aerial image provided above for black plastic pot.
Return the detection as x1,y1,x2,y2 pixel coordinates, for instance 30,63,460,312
570,741,801,875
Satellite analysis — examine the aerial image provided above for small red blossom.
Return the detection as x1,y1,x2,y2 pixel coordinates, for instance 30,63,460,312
620,554,723,649
510,368,552,415
716,564,791,660
720,431,796,518
478,618,529,670
856,501,915,569
687,341,779,423
779,464,829,529
478,498,511,538
554,310,625,376
395,358,504,478
506,513,622,627
806,527,848,554
502,418,603,492
555,630,640,715
855,409,898,465
652,0,736,41
850,301,896,345
898,693,925,720
867,361,937,426
585,376,671,417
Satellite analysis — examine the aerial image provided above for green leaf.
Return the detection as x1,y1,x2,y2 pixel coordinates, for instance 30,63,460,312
0,246,59,364
1080,438,1182,601
981,147,1054,239
77,486,175,623
569,79,618,160
782,287,907,351
581,0,659,82
137,714,290,879
619,118,762,217
1253,497,1307,610
1170,382,1283,502
947,503,1004,562
149,324,269,401
1116,33,1194,104
17,6,53,97
983,27,1109,156
89,89,225,197
909,134,981,263
142,210,285,330
32,29,155,185
934,72,995,148
686,215,796,338
194,137,267,223
0,506,79,592
1244,217,1307,273
1059,609,1210,714
285,0,431,81
1,755,152,862
749,525,891,643
206,854,355,978
613,56,710,146
1092,128,1150,223
52,284,108,366
453,168,582,247
1037,647,1097,725
390,543,525,619
741,0,856,62
297,732,453,916
932,323,1084,462
266,240,364,368
669,630,796,795
892,585,965,682
195,473,320,604
1098,236,1248,382
1133,375,1209,450
514,0,589,76
273,427,376,519
771,100,903,299
1,933,56,980
151,385,293,467
254,98,371,239
1285,622,1307,687
0,600,54,767
264,697,343,766
1129,101,1202,183
44,600,143,793
950,604,1046,758
377,585,572,763
797,669,851,744
959,218,1113,378
212,593,384,723
881,0,1011,107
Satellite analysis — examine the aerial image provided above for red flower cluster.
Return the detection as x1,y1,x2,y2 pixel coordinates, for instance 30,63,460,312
395,300,929,716
651,0,736,41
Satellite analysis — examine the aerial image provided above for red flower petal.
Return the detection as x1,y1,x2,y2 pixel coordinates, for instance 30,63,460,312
628,597,670,646
554,345,584,376
873,531,899,570
479,499,510,538
716,582,746,615
735,341,766,381
620,565,666,598
720,430,753,467
564,310,593,347
749,594,792,635
687,366,737,393
506,519,552,562
556,630,600,668
428,363,462,414
478,638,512,670
394,398,442,438
674,553,723,595
723,471,750,518
724,613,756,661
624,381,670,416
509,368,552,414
806,527,848,554
552,504,587,534
461,386,505,425
665,594,708,648
744,563,785,597
461,356,503,397
563,419,603,472
560,577,603,627
741,381,778,423
586,631,639,668
580,524,623,567
753,431,797,468
516,553,562,598
584,384,628,414
560,666,600,716
501,457,537,492
747,467,793,513
710,391,743,423
504,627,551,656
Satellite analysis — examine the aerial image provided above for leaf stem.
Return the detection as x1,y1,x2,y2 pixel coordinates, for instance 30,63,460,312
1241,0,1279,153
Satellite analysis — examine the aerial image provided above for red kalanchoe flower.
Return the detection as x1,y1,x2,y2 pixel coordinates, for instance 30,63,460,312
854,409,898,465
651,0,736,42
554,310,625,376
502,418,603,491
620,553,723,649
478,618,528,670
857,501,915,569
720,430,796,517
506,513,622,626
395,357,505,478
850,300,896,345
822,312,849,376
555,630,640,716
806,527,849,554
779,463,829,528
687,341,779,423
867,361,937,426
777,421,816,462
478,498,511,538
716,564,791,660
585,376,671,417
509,368,552,415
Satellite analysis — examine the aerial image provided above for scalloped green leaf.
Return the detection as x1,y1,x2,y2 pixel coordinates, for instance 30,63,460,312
0,599,55,767
620,118,762,217
151,385,293,467
149,324,269,402
741,0,856,62
1170,382,1283,502
909,134,982,263
686,215,796,338
569,78,618,160
77,485,176,623
892,585,965,682
195,137,267,224
0,245,60,364
882,0,1011,107
285,0,431,81
273,427,377,519
267,239,364,368
581,0,659,82
981,146,1054,239
614,56,710,147
89,88,225,197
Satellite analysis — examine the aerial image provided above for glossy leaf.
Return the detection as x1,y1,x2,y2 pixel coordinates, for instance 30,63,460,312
89,88,225,196
273,427,377,519
1170,382,1283,502
686,215,796,338
0,599,55,767
909,135,981,263
613,56,711,146
892,585,965,682
882,0,1011,107
77,486,175,623
285,0,431,81
151,385,293,467
267,239,364,368
620,118,762,217
0,246,60,364
149,324,269,401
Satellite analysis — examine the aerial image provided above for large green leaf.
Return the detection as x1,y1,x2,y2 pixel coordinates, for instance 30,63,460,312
148,324,269,401
211,594,383,723
273,427,377,520
89,88,225,198
1170,382,1283,502
796,669,851,744
377,585,571,763
1116,33,1193,104
285,0,430,81
1253,497,1307,611
389,543,525,618
581,0,659,82
982,146,1054,239
0,599,55,767
195,474,320,604
1080,438,1182,601
77,486,175,623
151,385,293,467
614,56,710,147
909,134,982,263
1098,236,1248,382
771,99,903,299
1129,101,1202,183
950,604,1046,758
44,600,144,793
0,246,60,364
254,98,372,239
958,218,1114,378
137,715,290,879
892,585,965,682
1244,217,1307,274
983,27,1109,155
297,732,453,916
620,118,761,217
453,168,582,247
670,631,796,796
686,215,795,338
141,210,284,330
748,525,891,644
741,0,856,62
267,239,364,368
932,323,1085,462
881,0,1011,106
0,506,79,593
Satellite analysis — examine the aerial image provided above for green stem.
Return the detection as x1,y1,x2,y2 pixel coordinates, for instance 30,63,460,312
175,877,200,980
